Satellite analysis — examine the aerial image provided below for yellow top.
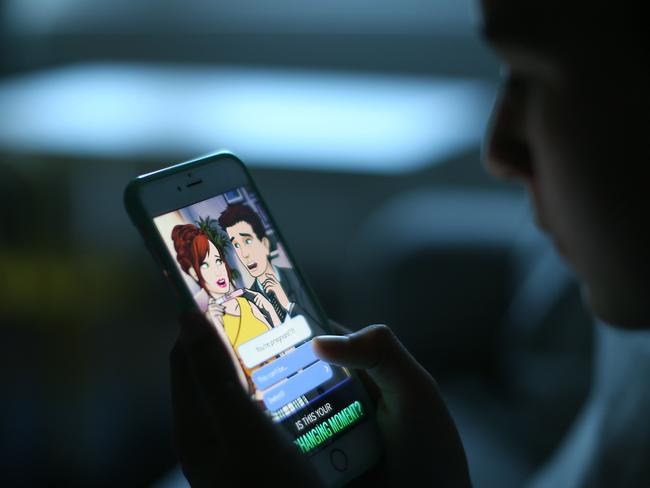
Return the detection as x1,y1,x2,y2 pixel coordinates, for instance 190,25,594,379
223,296,270,348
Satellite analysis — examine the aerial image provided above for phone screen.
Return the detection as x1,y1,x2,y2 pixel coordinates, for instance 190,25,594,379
153,184,367,454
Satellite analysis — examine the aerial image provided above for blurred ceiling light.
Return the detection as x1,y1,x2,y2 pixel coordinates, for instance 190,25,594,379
0,63,493,173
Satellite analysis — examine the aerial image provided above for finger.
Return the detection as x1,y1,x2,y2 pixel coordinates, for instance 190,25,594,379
318,325,471,485
177,310,326,485
325,321,382,401
312,324,434,406
179,308,246,402
178,309,307,476
175,347,315,484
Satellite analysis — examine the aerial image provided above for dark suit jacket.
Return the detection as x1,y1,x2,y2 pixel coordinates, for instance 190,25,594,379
250,266,320,327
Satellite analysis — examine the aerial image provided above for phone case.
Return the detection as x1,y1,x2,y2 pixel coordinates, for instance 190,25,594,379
124,151,333,335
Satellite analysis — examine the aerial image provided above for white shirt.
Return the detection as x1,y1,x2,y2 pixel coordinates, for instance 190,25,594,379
529,321,650,488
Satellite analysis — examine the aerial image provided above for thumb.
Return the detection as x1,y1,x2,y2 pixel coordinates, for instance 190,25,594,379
312,324,434,405
314,325,471,486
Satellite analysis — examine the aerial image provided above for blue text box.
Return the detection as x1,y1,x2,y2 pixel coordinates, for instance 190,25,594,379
263,361,333,411
252,340,318,390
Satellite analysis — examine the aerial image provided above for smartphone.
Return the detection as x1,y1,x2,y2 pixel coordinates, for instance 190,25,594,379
124,151,381,486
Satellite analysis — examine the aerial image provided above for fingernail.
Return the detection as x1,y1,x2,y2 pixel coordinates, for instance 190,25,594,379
313,335,350,355
314,335,350,343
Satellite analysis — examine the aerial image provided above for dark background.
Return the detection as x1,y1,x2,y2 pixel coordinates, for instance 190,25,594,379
0,1,594,486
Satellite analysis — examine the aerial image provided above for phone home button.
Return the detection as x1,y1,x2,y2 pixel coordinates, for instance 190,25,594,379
329,448,348,472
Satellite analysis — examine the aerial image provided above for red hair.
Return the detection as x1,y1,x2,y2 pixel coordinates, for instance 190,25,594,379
171,223,233,294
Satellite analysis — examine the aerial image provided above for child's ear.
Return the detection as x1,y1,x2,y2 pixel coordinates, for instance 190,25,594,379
262,237,270,251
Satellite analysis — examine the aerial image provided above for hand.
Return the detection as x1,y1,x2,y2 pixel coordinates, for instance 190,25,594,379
262,273,291,311
206,300,225,326
248,290,281,326
171,310,321,487
313,324,471,487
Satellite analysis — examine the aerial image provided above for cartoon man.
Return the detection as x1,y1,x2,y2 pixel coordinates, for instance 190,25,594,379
218,202,319,327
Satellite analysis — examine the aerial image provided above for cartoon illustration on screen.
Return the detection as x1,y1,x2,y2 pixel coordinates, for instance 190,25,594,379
154,187,349,420
170,222,281,348
218,203,319,327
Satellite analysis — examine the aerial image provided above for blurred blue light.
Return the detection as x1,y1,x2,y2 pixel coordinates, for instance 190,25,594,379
0,63,493,172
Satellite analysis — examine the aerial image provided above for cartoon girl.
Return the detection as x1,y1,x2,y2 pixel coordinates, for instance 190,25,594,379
171,223,281,349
